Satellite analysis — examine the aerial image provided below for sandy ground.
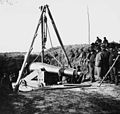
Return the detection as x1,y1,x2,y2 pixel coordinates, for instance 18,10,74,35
0,81,120,114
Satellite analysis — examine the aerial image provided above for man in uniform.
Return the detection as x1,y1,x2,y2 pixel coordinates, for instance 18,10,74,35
79,48,86,66
109,44,119,85
95,37,102,46
88,46,96,82
101,44,110,80
95,46,103,81
103,37,109,47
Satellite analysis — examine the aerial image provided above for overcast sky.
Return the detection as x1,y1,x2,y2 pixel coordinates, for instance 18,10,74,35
0,0,120,52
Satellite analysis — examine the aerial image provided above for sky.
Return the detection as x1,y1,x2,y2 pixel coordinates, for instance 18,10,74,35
0,0,120,52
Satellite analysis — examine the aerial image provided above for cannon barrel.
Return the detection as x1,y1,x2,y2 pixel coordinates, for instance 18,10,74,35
29,62,75,76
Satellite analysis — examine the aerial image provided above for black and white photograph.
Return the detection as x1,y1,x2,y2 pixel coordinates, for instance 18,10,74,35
0,0,120,114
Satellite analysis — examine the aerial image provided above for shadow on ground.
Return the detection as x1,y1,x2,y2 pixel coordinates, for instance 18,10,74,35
0,87,120,114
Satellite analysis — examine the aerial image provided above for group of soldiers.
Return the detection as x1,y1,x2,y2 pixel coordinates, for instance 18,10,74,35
79,37,120,85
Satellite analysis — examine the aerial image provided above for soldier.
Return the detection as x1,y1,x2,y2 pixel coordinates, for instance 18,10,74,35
79,48,86,66
0,73,13,92
95,36,102,46
103,37,109,47
95,46,103,81
73,65,83,83
101,44,110,80
84,48,91,74
109,45,119,85
88,47,96,82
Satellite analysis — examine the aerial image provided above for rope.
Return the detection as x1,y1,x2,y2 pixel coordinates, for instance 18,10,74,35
32,52,41,63
46,23,62,66
48,52,62,66
29,22,62,67
47,23,54,48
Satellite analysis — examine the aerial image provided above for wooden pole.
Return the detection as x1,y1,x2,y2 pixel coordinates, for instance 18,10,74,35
87,6,90,44
98,55,120,87
14,6,45,91
46,5,72,68
41,6,44,63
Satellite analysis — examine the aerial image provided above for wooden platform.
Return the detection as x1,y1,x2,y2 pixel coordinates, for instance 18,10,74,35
19,83,92,92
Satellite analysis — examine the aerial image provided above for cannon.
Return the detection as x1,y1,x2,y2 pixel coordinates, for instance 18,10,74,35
13,5,83,92
16,62,83,92
30,62,75,76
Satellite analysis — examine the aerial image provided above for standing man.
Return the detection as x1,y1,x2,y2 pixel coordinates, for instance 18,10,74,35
95,37,102,46
101,44,110,80
88,47,96,82
79,48,86,66
109,45,119,85
95,46,103,81
103,37,109,47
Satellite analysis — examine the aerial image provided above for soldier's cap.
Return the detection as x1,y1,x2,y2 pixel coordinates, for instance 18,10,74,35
104,37,106,39
91,42,95,46
101,44,106,48
89,46,94,51
80,47,84,51
96,46,101,50
77,65,81,69
109,43,115,48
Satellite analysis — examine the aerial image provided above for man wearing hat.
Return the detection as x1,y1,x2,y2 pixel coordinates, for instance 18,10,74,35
103,37,109,47
95,46,103,81
88,46,96,82
101,43,110,80
109,44,119,85
95,37,102,46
